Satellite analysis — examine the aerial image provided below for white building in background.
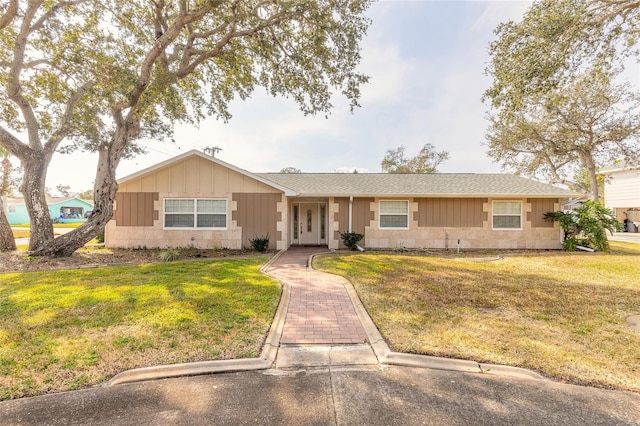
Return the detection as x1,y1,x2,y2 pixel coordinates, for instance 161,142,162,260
601,162,640,232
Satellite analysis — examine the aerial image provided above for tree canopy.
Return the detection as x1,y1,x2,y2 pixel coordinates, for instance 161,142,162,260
484,0,640,200
0,0,372,255
486,68,640,201
280,167,301,173
381,143,449,174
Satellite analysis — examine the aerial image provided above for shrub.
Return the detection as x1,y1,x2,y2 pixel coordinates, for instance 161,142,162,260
339,231,364,251
158,248,181,262
545,201,621,251
249,234,270,252
96,231,105,244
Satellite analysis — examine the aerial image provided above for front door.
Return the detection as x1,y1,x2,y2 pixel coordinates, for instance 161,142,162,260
299,203,319,245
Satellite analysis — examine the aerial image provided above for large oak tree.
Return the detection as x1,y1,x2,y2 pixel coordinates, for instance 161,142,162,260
0,0,372,256
486,69,640,201
0,145,16,250
484,0,640,200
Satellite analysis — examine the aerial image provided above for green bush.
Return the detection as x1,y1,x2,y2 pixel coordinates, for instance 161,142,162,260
339,231,364,251
96,231,105,244
545,201,621,251
249,234,270,252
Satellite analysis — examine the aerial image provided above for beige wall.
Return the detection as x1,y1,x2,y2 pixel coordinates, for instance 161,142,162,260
118,156,281,195
350,197,563,250
106,156,285,249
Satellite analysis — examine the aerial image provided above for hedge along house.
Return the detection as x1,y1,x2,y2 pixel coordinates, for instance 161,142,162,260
105,150,576,251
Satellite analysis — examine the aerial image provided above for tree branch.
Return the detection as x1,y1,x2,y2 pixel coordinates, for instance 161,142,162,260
9,1,43,150
0,0,18,30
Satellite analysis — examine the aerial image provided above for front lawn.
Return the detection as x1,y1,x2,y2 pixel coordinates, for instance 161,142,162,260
314,242,640,392
0,257,280,400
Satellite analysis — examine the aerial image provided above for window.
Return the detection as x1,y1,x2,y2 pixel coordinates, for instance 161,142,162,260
380,200,409,229
164,199,227,229
492,201,522,229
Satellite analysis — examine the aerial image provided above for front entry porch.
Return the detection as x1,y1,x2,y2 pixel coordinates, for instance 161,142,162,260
291,201,328,246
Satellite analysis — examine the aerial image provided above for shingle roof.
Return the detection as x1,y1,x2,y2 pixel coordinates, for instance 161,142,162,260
256,173,576,198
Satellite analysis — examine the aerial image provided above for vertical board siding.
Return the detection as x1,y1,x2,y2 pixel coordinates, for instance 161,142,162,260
114,192,159,226
416,198,486,227
332,197,373,248
353,198,374,244
232,193,282,249
528,198,556,228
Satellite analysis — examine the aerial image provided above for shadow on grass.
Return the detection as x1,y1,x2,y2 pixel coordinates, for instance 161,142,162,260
0,257,281,400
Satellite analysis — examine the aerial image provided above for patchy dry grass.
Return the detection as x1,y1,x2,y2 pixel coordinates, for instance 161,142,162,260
314,242,640,392
0,257,280,400
10,230,30,239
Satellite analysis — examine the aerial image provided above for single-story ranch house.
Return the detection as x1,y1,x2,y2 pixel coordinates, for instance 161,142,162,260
105,150,576,250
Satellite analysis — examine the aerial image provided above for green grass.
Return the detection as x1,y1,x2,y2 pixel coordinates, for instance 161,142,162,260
314,242,640,392
53,223,84,228
0,257,280,400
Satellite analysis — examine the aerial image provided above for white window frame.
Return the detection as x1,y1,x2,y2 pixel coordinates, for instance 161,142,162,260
492,200,523,230
379,200,409,229
163,198,227,230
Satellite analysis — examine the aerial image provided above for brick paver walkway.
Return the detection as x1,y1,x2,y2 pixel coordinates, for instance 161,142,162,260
265,247,369,345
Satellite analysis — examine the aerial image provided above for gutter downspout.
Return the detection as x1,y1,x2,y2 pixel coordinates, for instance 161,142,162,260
348,196,353,233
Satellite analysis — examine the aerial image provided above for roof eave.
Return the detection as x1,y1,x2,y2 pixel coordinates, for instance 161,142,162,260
288,192,577,198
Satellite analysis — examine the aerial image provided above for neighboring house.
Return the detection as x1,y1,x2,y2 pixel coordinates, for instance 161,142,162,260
7,197,93,225
105,150,576,250
601,162,640,230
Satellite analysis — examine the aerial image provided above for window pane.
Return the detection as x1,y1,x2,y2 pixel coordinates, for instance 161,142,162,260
197,199,226,213
493,216,521,229
197,214,226,228
165,199,194,213
493,201,520,215
380,201,408,214
165,214,194,227
380,215,408,228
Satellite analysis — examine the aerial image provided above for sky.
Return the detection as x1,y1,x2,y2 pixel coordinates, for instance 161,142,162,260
42,0,639,194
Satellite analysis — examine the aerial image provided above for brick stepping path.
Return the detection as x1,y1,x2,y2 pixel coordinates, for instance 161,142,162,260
265,247,369,345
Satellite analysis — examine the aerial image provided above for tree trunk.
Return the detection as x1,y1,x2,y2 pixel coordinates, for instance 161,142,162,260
582,152,600,202
31,143,123,257
21,153,55,251
0,196,17,251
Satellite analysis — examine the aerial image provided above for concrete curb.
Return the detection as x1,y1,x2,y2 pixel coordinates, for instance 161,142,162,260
311,252,546,382
106,251,291,387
